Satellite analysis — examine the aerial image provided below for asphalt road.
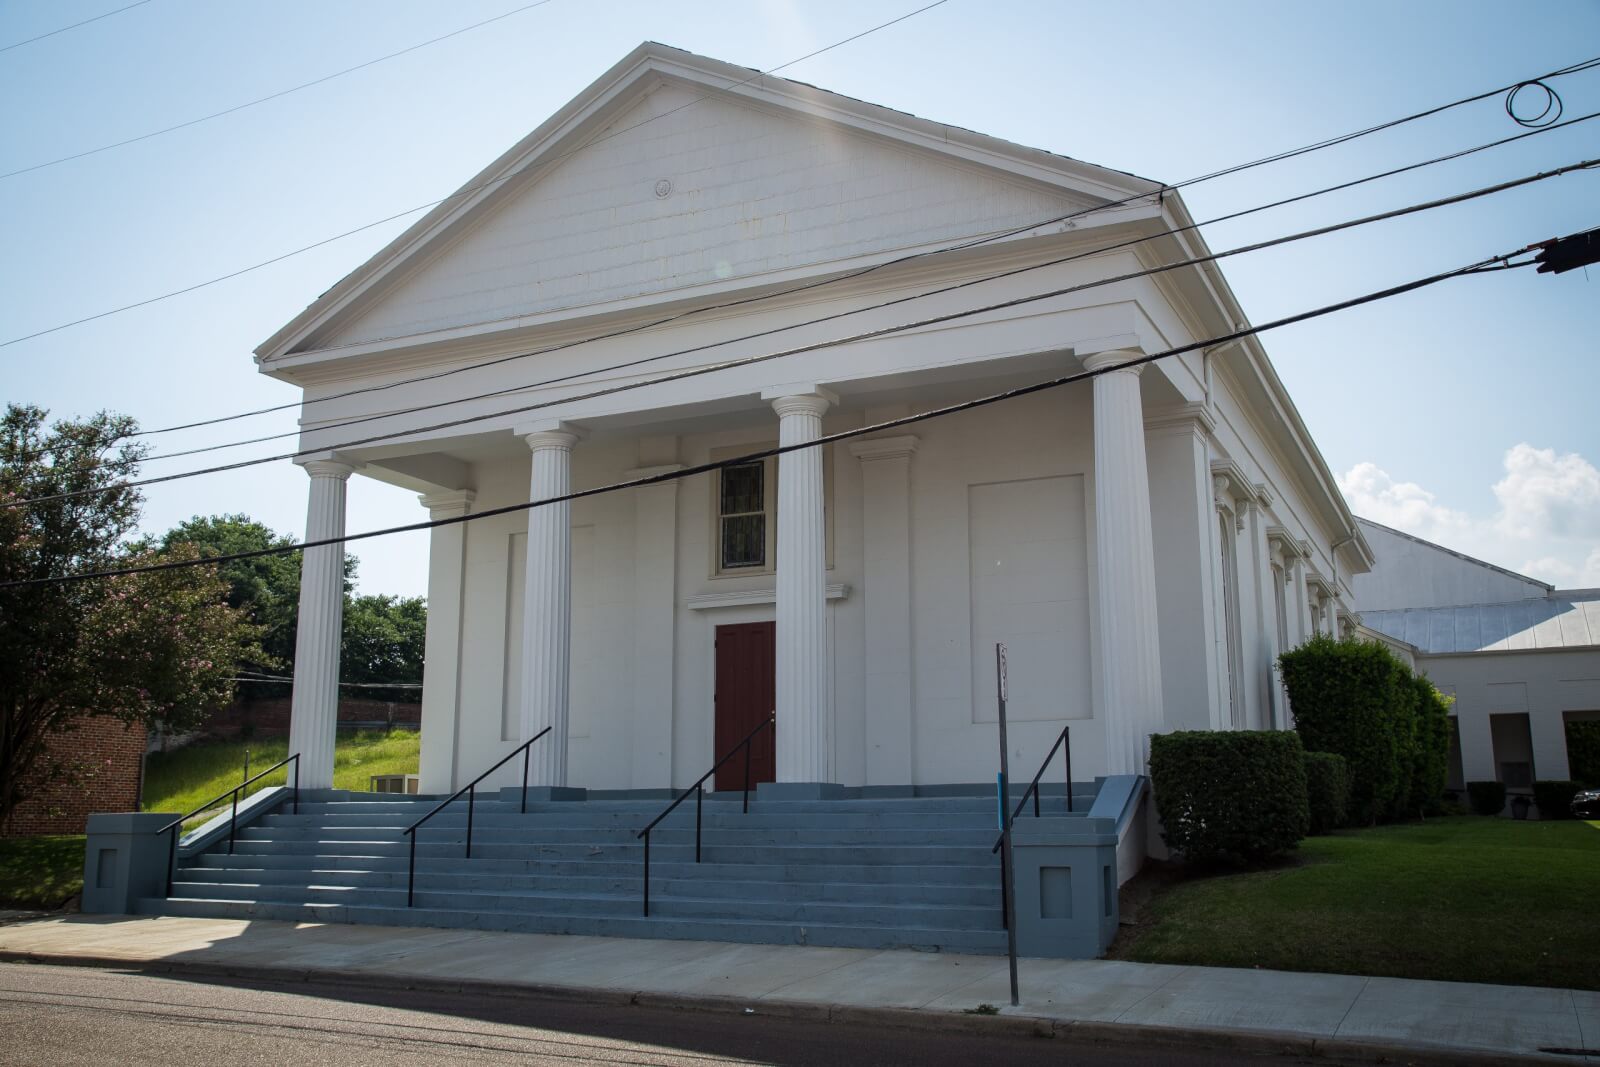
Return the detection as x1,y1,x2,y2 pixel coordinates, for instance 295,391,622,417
0,962,1312,1066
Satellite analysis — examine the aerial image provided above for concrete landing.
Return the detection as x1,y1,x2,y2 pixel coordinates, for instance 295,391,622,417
0,915,1594,1064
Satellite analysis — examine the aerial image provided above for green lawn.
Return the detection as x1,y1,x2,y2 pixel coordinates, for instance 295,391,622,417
0,835,85,909
1115,816,1600,991
143,729,420,821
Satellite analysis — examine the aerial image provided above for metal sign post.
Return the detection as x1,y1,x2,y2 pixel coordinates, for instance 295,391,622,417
995,643,1020,1008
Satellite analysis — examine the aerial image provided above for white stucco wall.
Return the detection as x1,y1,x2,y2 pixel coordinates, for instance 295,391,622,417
1416,647,1600,785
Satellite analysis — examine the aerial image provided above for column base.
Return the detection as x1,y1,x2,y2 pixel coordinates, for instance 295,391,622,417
756,781,846,801
500,786,588,803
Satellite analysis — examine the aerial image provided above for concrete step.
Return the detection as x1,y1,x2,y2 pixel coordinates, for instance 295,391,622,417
254,809,1015,831
198,838,999,866
139,895,1010,955
231,824,1008,847
172,865,1000,906
183,852,1001,886
166,880,1002,930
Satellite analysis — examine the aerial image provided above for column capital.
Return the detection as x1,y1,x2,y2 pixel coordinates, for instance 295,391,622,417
520,428,582,452
300,458,356,481
763,386,837,418
419,489,476,519
847,435,919,462
1080,347,1147,374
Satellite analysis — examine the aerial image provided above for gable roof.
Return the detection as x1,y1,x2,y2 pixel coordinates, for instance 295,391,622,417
255,41,1165,367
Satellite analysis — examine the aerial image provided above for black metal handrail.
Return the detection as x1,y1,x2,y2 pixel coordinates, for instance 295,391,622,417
991,724,1073,855
401,726,551,907
159,753,300,896
636,714,773,917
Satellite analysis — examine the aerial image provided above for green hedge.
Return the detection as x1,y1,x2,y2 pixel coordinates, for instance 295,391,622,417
1405,675,1454,817
1279,634,1408,824
1150,730,1309,863
1303,751,1350,835
1467,780,1506,816
1566,720,1600,786
1533,780,1583,820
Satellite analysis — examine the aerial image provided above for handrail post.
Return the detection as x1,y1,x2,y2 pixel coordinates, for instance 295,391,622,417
742,738,752,814
642,832,651,917
1064,727,1073,813
228,787,239,855
293,754,300,815
695,783,703,863
166,826,177,897
407,832,417,907
522,742,531,814
999,847,1009,930
1033,783,1040,819
466,784,475,860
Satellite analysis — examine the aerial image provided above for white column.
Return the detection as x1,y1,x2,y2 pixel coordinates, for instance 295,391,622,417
767,388,836,784
849,435,918,787
1245,494,1278,729
627,464,682,789
417,490,474,793
1292,554,1316,642
288,460,353,789
1085,350,1164,776
519,428,579,787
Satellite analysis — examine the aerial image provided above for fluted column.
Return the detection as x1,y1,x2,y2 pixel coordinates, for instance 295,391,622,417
417,489,474,793
288,460,354,789
769,389,835,784
1085,350,1164,776
519,428,579,787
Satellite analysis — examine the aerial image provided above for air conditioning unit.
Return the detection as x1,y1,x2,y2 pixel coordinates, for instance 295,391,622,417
369,774,420,794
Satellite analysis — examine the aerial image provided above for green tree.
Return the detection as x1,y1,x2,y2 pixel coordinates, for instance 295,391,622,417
341,594,427,703
0,405,258,826
158,514,353,701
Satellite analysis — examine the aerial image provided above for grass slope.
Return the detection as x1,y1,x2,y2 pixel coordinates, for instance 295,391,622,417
1117,816,1600,991
0,836,85,909
143,730,420,817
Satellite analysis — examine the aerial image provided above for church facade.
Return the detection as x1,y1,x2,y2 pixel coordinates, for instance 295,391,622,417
257,43,1370,800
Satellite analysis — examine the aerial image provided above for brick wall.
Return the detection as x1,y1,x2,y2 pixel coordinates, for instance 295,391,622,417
199,697,420,739
3,716,147,836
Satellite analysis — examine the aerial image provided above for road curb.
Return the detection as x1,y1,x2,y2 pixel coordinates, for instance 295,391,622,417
0,949,1580,1066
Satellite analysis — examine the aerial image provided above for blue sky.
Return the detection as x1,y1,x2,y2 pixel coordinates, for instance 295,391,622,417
3,0,1598,596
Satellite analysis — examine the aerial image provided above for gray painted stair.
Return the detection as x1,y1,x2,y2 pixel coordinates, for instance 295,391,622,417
139,788,1099,953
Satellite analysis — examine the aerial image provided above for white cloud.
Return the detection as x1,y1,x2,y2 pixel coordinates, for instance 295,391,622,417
1340,445,1600,589
1337,461,1473,541
1493,444,1600,540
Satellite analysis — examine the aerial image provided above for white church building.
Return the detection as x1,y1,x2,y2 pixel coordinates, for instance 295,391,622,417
259,43,1371,801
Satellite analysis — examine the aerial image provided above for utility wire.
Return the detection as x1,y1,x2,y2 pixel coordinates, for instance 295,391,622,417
17,51,1599,458
0,247,1535,590
8,155,1595,512
0,1,558,179
0,0,953,350
10,50,1595,449
85,108,1598,474
0,0,154,54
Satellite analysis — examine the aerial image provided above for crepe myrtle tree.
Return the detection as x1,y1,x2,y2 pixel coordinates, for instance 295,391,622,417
0,404,259,827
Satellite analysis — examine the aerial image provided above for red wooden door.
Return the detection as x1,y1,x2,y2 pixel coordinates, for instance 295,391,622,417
714,622,776,792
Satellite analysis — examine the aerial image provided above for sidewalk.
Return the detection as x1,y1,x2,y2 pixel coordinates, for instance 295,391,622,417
0,914,1593,1064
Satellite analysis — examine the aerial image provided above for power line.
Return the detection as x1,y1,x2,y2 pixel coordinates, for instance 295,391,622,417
0,1,559,180
9,155,1595,512
0,246,1536,591
0,0,954,350
0,0,154,54
92,108,1599,474
18,50,1600,462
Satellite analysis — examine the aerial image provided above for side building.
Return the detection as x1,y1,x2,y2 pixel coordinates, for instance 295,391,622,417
1352,518,1600,805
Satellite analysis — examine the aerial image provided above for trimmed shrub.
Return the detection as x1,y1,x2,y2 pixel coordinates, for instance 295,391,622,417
1150,730,1309,863
1467,780,1507,817
1566,720,1600,786
1303,751,1350,835
1533,780,1583,820
1407,676,1454,816
1279,634,1408,824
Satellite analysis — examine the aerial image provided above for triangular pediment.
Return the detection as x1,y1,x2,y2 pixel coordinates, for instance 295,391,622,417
261,44,1158,361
